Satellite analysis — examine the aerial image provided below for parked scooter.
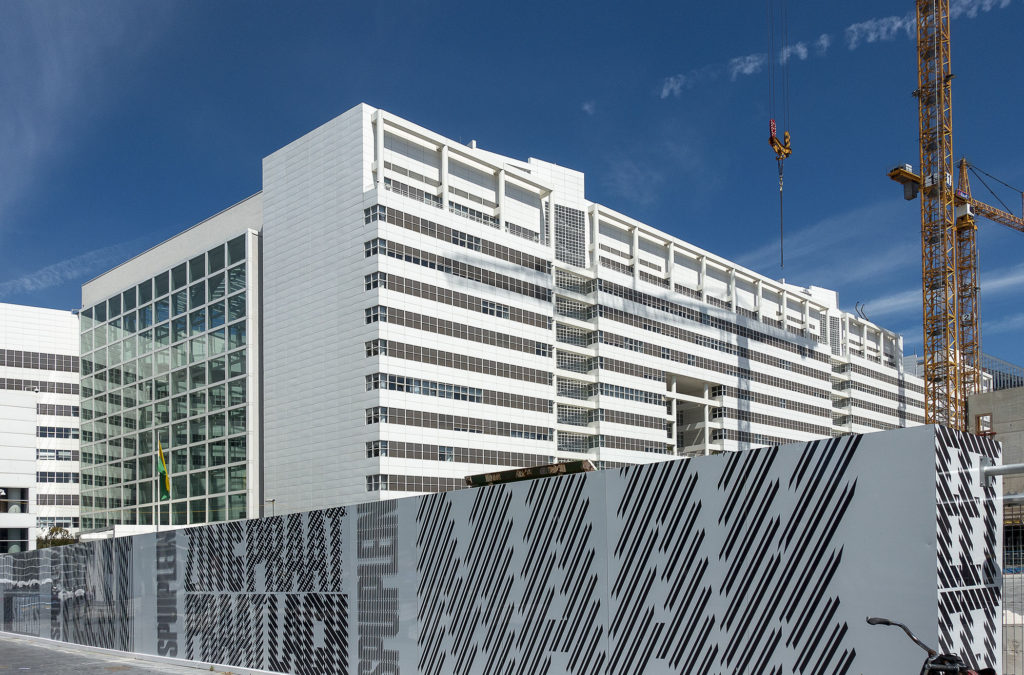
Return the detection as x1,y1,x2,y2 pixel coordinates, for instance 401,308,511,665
865,616,996,674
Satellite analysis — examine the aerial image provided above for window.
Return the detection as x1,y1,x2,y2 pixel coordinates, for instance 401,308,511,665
172,263,188,290
227,234,246,264
366,440,389,457
364,272,387,290
482,300,510,319
976,413,994,436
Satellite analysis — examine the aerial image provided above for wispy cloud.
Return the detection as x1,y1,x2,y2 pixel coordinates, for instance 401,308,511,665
581,100,596,116
859,259,1024,322
845,15,914,49
729,54,767,80
659,64,720,99
0,243,133,299
815,33,832,56
780,42,808,64
734,200,908,274
951,0,1012,19
981,261,1024,293
858,287,921,320
659,0,1013,97
0,4,173,237
984,310,1024,335
602,159,665,207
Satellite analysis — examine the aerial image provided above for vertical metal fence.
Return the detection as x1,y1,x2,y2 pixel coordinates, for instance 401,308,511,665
1006,505,1024,674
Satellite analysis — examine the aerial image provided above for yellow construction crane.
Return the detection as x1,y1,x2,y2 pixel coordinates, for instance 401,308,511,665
888,0,1024,431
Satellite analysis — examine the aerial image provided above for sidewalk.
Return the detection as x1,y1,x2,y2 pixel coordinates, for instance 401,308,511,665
0,632,234,673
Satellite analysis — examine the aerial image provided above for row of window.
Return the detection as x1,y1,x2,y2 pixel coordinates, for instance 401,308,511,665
506,220,541,243
36,472,79,484
834,415,900,431
365,205,550,273
37,517,80,529
82,493,247,529
83,438,246,480
367,373,551,413
366,407,552,441
37,427,78,439
449,198,501,228
82,466,246,504
37,404,79,417
556,378,591,400
378,275,551,329
842,398,924,425
598,243,631,261
366,473,467,493
593,434,669,454
836,362,923,395
555,269,593,295
365,440,550,468
599,305,830,382
709,407,833,438
833,378,919,408
37,494,79,506
80,235,246,328
0,349,78,373
383,176,443,208
369,306,551,357
600,256,633,276
556,297,594,321
37,449,79,461
382,160,440,188
639,270,670,289
710,385,832,420
83,401,246,446
599,279,829,363
81,295,246,372
81,321,246,395
597,382,664,406
710,428,796,448
598,330,833,402
366,340,551,385
364,239,551,301
556,404,590,426
0,378,78,395
552,431,669,455
449,182,497,209
84,374,245,426
556,404,667,431
600,408,668,430
597,356,665,382
552,351,664,384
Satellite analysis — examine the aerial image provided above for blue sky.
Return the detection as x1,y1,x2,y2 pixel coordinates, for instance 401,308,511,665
1,0,1022,364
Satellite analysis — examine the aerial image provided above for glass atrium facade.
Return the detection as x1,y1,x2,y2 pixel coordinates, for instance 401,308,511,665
79,234,255,530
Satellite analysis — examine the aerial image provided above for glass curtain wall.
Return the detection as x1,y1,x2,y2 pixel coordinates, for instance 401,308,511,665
79,235,250,530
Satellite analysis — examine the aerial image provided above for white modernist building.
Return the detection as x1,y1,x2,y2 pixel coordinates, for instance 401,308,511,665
0,303,80,551
77,103,924,530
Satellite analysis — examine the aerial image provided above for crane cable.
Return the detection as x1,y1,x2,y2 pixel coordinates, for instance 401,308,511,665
967,162,1024,216
767,0,792,268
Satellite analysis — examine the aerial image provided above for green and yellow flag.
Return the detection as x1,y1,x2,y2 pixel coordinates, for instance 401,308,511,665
157,440,171,501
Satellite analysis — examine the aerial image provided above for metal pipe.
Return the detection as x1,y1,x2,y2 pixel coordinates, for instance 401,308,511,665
1003,494,1024,505
981,463,1024,479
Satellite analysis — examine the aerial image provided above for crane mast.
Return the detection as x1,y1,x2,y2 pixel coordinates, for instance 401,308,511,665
890,5,1024,431
955,159,981,409
916,0,960,428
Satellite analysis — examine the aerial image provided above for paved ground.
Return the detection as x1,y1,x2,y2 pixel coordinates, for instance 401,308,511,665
0,632,229,674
